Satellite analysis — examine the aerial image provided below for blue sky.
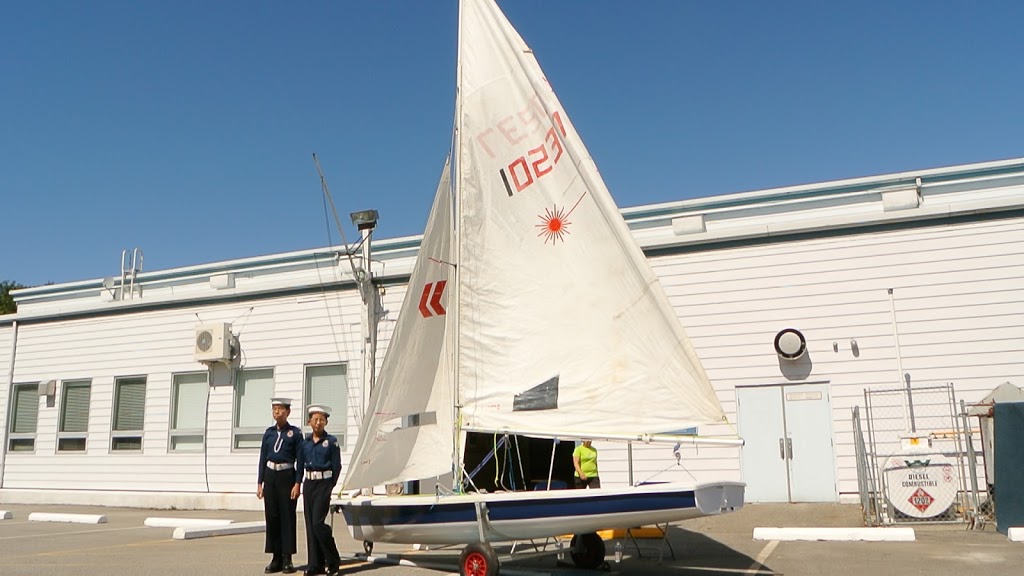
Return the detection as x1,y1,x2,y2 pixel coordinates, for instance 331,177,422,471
2,1,1022,287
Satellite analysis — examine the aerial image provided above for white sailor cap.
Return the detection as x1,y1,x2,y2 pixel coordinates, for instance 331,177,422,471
271,397,292,408
307,404,332,417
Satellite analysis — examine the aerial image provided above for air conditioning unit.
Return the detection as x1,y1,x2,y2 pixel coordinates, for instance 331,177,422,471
195,323,235,363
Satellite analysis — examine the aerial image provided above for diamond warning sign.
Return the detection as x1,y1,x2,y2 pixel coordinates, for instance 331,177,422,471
909,488,934,513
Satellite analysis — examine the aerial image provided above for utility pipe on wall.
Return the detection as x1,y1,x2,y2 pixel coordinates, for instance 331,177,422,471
887,288,913,433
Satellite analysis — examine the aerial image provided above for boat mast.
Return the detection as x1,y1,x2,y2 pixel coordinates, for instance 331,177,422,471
451,0,465,492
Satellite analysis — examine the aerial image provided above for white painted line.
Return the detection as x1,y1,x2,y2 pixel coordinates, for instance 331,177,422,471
746,539,779,574
0,526,139,541
144,517,235,528
753,527,915,542
173,520,265,540
1007,527,1024,541
28,512,107,524
0,510,12,520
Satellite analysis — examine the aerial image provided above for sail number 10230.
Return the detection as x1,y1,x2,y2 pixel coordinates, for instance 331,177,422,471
489,111,567,197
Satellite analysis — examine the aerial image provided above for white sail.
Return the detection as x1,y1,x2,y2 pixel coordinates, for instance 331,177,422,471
455,0,726,438
343,158,455,490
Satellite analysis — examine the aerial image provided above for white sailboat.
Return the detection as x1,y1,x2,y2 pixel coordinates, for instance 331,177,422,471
334,0,744,573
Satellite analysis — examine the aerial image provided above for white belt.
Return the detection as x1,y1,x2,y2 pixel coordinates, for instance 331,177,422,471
266,461,294,471
305,470,333,480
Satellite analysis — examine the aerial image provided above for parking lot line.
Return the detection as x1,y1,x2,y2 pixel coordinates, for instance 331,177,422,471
747,539,779,575
0,525,140,541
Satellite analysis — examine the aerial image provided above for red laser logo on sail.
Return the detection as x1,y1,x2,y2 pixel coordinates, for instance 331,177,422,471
537,191,588,244
537,206,571,243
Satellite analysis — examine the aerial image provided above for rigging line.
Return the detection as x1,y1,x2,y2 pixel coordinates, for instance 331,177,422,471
513,433,525,491
311,153,368,426
310,250,364,425
312,153,364,301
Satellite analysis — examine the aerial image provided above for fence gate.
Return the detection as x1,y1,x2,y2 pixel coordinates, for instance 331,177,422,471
852,384,987,527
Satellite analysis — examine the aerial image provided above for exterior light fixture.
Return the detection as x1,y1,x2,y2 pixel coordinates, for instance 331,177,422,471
774,328,807,360
350,209,380,231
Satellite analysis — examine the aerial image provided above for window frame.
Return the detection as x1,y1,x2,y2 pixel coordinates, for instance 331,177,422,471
7,382,40,453
168,371,209,453
110,376,147,453
57,379,92,453
232,367,275,451
303,362,349,449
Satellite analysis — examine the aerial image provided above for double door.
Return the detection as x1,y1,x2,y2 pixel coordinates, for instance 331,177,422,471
737,383,837,502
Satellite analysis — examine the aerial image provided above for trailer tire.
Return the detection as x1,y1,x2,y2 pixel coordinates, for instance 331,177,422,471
459,542,499,576
570,532,606,569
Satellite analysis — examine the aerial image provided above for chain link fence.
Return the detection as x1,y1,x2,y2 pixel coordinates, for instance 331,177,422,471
852,384,988,527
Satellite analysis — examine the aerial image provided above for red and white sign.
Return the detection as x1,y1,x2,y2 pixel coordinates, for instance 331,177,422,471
882,452,958,519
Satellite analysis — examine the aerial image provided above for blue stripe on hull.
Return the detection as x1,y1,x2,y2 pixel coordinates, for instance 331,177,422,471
340,489,696,528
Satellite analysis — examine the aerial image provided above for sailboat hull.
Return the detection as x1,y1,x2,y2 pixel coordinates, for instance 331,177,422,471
334,481,744,545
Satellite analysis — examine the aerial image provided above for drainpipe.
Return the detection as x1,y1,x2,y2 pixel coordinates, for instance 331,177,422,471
887,289,912,433
0,320,19,488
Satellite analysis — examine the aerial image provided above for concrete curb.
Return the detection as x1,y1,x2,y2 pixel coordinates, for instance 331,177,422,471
28,512,107,524
0,510,12,520
145,517,235,528
173,520,265,540
1007,527,1024,542
753,527,916,542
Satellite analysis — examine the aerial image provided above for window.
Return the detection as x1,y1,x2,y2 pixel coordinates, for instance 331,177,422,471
304,364,348,447
111,376,146,451
58,380,91,452
170,372,208,452
233,368,274,449
7,383,39,452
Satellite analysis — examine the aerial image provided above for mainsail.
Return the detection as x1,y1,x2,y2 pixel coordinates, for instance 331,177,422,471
455,0,725,437
344,0,728,491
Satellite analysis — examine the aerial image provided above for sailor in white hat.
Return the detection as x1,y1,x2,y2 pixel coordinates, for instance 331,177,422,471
297,404,342,576
258,397,302,574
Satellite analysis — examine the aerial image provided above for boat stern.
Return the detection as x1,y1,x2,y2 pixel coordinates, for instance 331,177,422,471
695,481,745,515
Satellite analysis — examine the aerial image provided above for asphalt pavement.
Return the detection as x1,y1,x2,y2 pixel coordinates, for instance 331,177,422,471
0,501,1021,576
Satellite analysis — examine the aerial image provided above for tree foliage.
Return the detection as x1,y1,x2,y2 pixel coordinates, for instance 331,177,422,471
1,281,26,315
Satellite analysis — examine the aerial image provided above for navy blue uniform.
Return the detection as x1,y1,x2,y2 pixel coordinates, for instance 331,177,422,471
259,424,303,559
298,432,342,573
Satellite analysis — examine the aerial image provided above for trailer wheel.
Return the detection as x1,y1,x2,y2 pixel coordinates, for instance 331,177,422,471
459,542,499,576
570,532,606,569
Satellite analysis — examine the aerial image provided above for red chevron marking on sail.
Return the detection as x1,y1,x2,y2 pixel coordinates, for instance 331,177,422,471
418,284,433,317
419,281,447,317
429,280,447,316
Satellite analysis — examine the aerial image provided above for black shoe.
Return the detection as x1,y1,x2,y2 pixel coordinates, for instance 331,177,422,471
326,565,340,576
265,560,282,574
282,558,295,574
303,567,325,576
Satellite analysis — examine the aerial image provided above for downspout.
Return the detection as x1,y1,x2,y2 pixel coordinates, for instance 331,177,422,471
887,288,913,433
0,320,19,488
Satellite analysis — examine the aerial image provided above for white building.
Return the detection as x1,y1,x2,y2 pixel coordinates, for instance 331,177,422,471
2,157,1022,510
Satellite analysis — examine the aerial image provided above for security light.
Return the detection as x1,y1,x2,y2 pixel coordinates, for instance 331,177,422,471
350,209,380,231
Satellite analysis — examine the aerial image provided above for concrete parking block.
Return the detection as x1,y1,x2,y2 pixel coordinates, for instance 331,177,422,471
753,526,916,542
0,510,12,520
1008,527,1024,542
28,512,107,524
172,520,265,540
